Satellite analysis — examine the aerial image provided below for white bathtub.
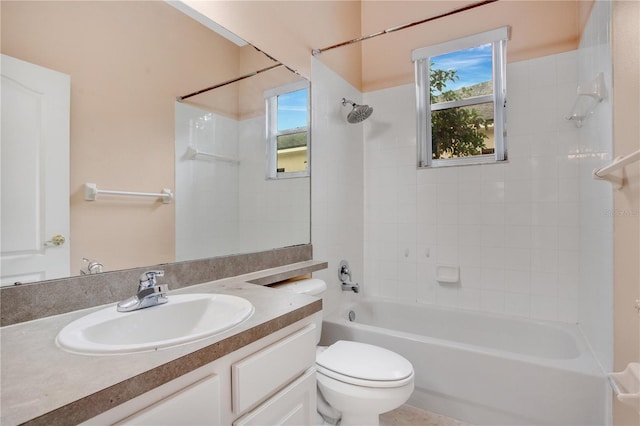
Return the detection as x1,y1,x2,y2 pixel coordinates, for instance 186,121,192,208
320,298,608,426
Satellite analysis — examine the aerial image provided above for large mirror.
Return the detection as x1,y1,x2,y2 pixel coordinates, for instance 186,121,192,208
0,1,310,285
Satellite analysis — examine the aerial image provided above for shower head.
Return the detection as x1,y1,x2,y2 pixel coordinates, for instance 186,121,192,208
341,98,373,124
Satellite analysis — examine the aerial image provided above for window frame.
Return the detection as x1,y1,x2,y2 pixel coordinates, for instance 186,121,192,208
413,26,509,168
265,80,310,179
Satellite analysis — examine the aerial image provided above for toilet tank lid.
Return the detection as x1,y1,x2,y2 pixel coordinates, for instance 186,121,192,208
316,341,414,382
272,278,327,296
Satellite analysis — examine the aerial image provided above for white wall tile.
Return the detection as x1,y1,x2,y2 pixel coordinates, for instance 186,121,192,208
505,269,531,294
481,225,505,248
311,58,364,316
505,203,532,226
576,0,613,370
505,293,531,317
459,245,484,268
504,247,531,272
481,268,506,291
505,225,532,248
480,290,506,314
460,266,483,289
458,225,482,246
531,295,558,321
352,45,610,333
531,271,558,297
358,52,580,319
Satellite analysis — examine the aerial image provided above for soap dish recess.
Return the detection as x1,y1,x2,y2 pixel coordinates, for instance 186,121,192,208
436,265,459,284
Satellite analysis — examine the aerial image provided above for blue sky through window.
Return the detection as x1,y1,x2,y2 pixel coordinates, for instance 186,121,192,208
277,88,308,131
431,43,492,94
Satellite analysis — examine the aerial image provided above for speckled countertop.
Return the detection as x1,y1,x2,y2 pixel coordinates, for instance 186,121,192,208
0,264,324,426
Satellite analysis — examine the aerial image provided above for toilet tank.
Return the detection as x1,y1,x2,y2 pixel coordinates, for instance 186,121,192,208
271,278,326,344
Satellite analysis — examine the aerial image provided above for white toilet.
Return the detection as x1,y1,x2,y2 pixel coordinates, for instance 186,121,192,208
273,278,414,426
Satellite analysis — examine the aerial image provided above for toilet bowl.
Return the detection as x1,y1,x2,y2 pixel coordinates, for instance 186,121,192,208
272,278,415,426
316,341,414,425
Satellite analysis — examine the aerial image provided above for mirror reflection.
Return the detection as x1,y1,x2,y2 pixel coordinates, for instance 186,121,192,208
175,65,310,261
0,1,310,285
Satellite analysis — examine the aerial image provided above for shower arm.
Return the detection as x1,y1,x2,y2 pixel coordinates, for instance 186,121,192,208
342,98,356,107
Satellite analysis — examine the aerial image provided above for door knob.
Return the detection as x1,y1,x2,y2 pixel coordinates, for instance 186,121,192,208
44,234,66,246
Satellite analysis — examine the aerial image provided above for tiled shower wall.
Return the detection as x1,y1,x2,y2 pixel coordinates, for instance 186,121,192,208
311,1,613,376
175,103,240,260
237,116,310,254
362,51,585,322
311,58,365,315
577,0,613,371
175,106,309,261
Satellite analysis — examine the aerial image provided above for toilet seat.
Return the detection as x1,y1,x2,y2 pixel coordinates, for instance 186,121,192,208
316,341,414,388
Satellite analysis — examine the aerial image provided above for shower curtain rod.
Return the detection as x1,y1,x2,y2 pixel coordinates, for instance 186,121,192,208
176,63,284,102
311,0,498,56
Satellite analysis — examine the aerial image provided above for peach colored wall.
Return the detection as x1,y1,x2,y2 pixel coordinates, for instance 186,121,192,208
1,1,240,274
188,1,581,93
579,0,596,34
182,0,362,90
360,0,581,92
612,1,640,424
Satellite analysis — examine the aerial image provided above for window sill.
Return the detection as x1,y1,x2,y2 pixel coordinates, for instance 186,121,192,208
420,154,506,169
267,171,309,180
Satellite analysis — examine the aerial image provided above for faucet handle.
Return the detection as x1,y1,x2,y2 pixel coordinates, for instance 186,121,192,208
338,260,352,282
137,283,170,299
139,270,164,289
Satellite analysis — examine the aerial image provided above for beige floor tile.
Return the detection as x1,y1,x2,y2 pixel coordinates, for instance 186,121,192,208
380,404,472,426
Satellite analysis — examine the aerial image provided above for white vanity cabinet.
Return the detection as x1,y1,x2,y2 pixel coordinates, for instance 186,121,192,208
231,324,317,425
82,364,222,426
117,374,221,425
233,367,316,426
84,319,318,426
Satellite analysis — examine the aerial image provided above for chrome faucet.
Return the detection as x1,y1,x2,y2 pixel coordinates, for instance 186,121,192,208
80,257,103,275
338,260,360,293
117,270,169,312
342,281,360,293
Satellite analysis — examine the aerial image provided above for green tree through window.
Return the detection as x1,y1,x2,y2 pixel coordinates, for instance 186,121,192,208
413,27,507,167
430,67,489,159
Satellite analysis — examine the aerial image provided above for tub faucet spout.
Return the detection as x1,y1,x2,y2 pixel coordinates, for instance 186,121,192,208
342,282,360,293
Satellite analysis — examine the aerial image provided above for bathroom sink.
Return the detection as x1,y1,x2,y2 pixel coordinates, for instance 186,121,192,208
56,293,254,355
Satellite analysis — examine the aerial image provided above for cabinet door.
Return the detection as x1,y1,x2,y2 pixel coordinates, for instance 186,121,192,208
232,324,316,415
117,374,221,426
233,368,316,426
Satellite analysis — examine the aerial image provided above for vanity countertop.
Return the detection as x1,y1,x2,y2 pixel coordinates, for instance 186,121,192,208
0,262,325,426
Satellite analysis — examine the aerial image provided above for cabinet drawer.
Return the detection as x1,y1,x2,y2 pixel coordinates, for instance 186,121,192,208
233,367,316,426
117,374,220,426
232,324,316,414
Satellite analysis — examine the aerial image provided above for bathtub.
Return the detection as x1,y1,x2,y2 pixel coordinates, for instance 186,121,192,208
320,298,608,426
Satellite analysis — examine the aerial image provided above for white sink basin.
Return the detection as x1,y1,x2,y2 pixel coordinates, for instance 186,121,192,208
56,293,254,355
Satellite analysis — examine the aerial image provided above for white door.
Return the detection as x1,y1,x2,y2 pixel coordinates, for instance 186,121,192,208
1,54,70,286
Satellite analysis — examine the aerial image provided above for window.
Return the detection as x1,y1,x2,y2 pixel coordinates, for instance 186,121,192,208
265,81,310,179
413,27,509,167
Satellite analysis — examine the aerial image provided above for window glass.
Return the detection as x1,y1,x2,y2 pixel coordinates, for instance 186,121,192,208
277,89,307,131
276,89,308,173
265,83,309,178
413,27,508,167
430,44,493,102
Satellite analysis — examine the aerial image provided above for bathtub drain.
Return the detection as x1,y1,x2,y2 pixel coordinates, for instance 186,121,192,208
348,310,356,322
